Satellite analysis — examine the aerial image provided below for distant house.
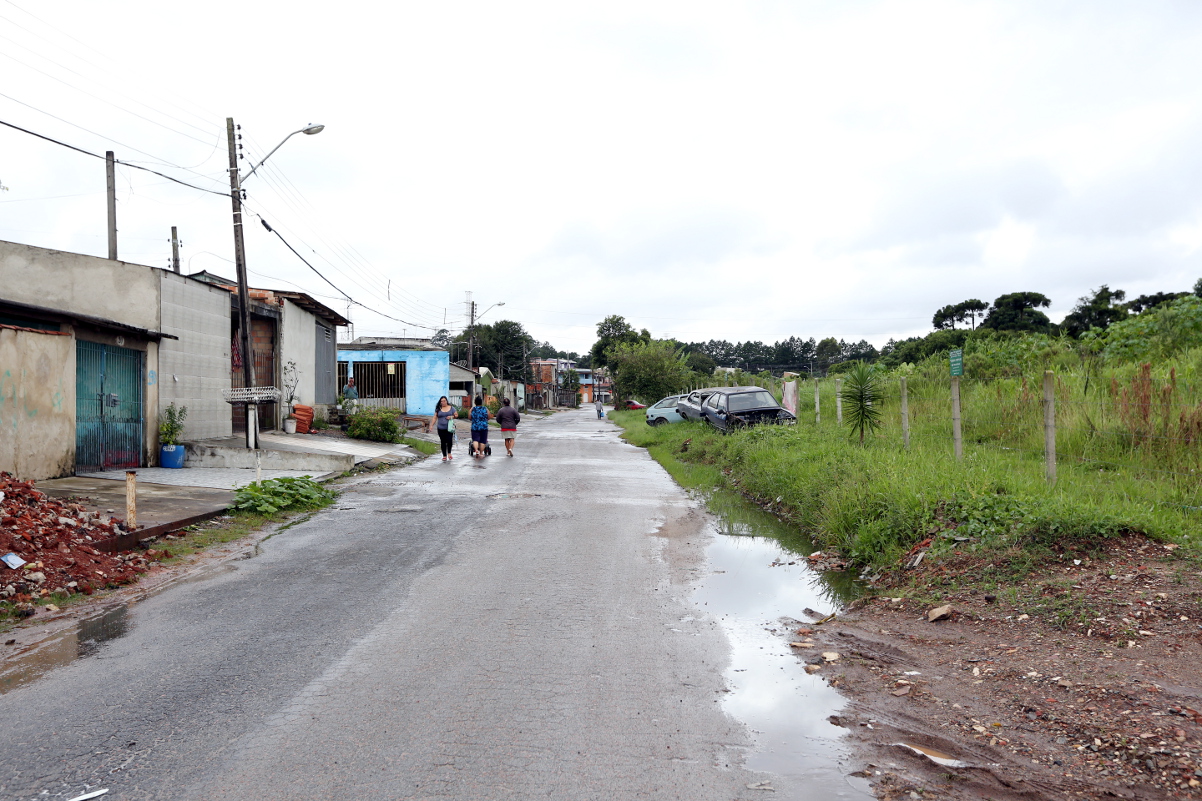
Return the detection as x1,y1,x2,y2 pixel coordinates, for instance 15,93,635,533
337,337,449,416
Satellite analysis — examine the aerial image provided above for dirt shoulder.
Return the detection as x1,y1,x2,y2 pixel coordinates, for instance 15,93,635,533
790,537,1202,800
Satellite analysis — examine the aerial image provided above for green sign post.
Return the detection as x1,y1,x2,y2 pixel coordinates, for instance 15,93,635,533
949,349,963,377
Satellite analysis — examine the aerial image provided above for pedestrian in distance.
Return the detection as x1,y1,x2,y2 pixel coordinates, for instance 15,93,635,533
430,396,457,461
496,397,520,457
595,397,604,419
470,395,492,459
341,377,359,412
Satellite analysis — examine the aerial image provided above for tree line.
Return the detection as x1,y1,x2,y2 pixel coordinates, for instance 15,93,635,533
587,279,1202,401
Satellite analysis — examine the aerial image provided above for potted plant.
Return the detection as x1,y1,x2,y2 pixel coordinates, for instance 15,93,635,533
159,402,188,468
283,413,298,434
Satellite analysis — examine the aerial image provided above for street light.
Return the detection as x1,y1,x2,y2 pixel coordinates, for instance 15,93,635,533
226,117,324,450
241,123,325,182
466,301,504,371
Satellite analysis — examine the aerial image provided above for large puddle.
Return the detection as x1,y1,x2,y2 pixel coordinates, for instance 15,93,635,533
697,491,872,798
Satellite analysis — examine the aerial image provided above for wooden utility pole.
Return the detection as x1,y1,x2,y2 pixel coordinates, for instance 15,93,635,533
106,151,117,260
170,226,180,273
227,117,257,449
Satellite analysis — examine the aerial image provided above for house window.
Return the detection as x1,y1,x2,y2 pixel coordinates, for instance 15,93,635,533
350,361,405,399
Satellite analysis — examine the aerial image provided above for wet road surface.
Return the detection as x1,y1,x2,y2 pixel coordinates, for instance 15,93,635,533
0,409,864,800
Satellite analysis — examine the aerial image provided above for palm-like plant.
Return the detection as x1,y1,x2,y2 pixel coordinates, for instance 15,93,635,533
840,362,882,444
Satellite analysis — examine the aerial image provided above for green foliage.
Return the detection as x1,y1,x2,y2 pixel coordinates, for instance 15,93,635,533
310,411,329,430
1094,295,1202,363
840,362,883,443
980,291,1053,333
347,407,402,443
158,402,188,445
1061,285,1128,338
933,299,989,331
590,315,648,369
486,398,501,416
608,339,692,403
232,477,337,515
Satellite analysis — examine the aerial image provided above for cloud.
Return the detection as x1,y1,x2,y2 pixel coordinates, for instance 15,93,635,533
538,208,782,276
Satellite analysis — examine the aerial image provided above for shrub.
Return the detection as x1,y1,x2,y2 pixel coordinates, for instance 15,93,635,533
232,477,337,515
159,403,188,445
347,407,402,443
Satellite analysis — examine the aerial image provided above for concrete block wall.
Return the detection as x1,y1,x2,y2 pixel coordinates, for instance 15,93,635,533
158,272,232,441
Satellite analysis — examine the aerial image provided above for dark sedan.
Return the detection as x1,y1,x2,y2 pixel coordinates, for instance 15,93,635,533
676,387,722,422
700,387,796,432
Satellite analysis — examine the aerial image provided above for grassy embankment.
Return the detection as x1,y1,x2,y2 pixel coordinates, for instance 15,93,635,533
611,353,1202,588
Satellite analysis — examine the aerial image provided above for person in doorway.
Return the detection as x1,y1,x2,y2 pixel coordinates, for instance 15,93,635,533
595,397,604,419
496,397,520,457
430,396,457,461
470,395,491,458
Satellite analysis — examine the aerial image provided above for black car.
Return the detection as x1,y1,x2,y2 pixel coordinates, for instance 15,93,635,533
699,386,796,432
676,387,722,422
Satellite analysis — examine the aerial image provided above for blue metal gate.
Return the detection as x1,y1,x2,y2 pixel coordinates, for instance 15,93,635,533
76,340,144,473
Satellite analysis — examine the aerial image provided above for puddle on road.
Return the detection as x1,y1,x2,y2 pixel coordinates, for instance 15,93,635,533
0,605,130,695
696,491,871,798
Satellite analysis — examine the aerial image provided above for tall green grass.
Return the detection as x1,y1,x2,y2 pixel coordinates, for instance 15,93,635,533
610,406,1200,575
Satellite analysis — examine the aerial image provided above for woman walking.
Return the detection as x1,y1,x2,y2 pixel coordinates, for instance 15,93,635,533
495,397,520,457
430,396,457,461
470,395,491,459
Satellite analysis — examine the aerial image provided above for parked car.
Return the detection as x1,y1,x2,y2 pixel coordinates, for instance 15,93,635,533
676,387,722,422
700,386,796,432
618,399,647,410
645,395,685,426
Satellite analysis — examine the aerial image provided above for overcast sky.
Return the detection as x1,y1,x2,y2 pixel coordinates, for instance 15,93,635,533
4,1,1202,355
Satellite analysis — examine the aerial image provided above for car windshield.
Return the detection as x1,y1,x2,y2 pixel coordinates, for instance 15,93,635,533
728,390,777,411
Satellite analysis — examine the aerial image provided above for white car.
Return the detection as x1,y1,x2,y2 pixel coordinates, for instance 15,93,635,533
645,395,685,426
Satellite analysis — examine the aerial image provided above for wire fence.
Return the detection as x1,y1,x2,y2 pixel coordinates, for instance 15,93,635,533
784,366,1202,509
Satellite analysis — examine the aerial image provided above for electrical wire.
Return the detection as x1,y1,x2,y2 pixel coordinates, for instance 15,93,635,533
0,117,229,197
257,217,444,331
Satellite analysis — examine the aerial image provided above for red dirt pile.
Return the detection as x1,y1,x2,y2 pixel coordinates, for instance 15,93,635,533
0,472,157,616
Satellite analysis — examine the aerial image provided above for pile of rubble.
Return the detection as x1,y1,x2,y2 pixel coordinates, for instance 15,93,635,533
1,472,154,615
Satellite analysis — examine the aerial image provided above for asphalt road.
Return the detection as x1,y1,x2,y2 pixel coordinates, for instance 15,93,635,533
0,409,798,800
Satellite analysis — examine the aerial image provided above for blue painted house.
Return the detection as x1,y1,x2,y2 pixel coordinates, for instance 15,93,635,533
336,337,449,416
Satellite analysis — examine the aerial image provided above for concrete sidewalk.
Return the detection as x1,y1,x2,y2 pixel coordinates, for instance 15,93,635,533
39,476,235,550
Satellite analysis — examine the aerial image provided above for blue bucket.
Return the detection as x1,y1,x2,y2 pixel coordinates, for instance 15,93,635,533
160,444,185,469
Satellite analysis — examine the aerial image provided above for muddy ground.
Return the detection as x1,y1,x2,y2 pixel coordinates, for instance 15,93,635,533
789,536,1202,800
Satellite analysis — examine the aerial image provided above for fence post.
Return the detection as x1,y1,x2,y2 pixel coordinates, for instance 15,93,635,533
125,470,137,530
1043,370,1057,484
900,376,910,450
951,375,963,461
814,379,821,424
835,378,843,425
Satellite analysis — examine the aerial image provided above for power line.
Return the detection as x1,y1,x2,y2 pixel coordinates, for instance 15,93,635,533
0,117,228,197
257,217,444,331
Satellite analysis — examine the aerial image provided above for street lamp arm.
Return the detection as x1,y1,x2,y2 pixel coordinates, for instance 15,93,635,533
241,123,325,183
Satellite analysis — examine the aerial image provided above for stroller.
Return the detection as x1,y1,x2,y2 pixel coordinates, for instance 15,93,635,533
467,441,492,457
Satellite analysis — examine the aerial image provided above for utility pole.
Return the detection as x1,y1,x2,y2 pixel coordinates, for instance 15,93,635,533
170,226,180,274
466,294,477,371
227,117,257,449
106,151,117,260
